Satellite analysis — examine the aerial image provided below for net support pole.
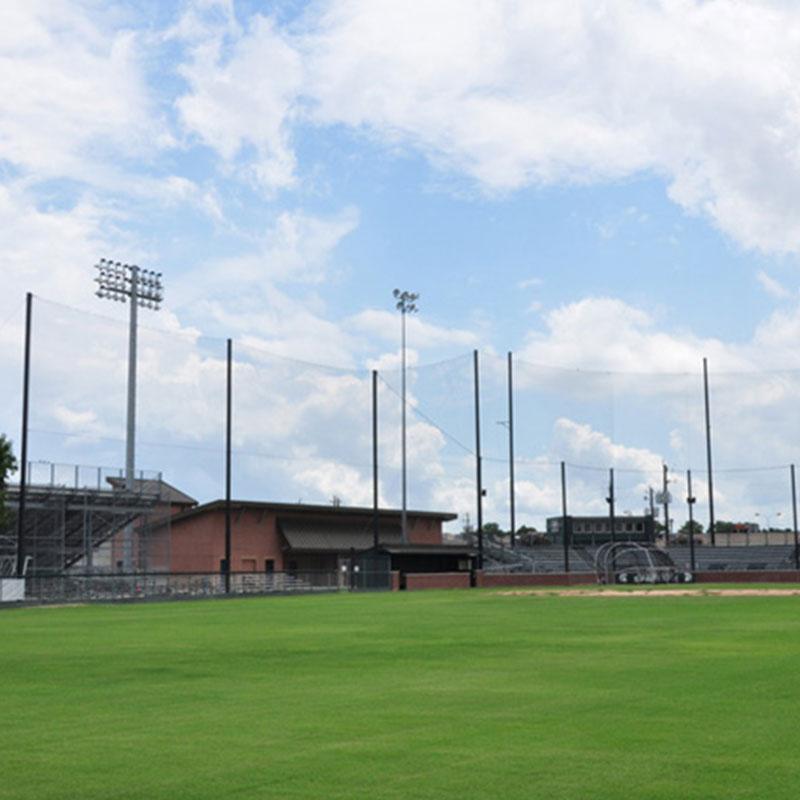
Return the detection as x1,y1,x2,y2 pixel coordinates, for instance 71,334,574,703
16,292,32,578
372,369,379,550
608,467,616,543
662,463,670,545
687,469,696,574
703,357,716,546
225,338,232,594
561,461,569,573
792,464,799,571
507,351,516,548
474,349,483,570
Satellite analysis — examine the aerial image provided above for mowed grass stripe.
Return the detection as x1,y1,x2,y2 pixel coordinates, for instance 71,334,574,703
1,590,799,799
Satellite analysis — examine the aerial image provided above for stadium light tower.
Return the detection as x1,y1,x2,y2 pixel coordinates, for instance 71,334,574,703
94,260,163,493
393,288,419,543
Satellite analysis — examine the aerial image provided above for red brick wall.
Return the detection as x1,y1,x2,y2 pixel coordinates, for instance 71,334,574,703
405,572,471,590
694,570,800,583
391,571,401,591
169,509,285,573
476,572,596,588
406,517,443,545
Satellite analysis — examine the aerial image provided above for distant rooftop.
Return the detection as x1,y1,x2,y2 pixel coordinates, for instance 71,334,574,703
170,498,458,525
106,477,197,507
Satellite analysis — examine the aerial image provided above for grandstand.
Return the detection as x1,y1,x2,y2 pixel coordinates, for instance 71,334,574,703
667,544,797,572
2,462,172,577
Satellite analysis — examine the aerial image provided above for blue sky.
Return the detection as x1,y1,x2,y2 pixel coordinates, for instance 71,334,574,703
3,0,800,529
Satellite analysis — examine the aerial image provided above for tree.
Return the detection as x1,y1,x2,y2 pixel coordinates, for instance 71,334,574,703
678,520,704,536
0,435,17,531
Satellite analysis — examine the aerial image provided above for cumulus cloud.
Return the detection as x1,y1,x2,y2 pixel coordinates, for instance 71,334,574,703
291,0,800,254
0,0,164,183
175,12,302,192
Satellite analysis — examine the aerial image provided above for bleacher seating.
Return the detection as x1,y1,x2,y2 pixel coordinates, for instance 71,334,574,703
666,545,796,572
483,542,595,573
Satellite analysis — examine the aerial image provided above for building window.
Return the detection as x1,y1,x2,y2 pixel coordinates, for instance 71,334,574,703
265,559,275,573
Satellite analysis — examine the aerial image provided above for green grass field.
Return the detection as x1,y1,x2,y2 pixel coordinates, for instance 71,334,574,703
2,588,800,799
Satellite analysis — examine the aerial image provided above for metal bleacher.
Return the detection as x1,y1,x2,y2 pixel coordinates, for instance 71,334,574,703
3,462,166,576
666,545,797,572
482,540,595,573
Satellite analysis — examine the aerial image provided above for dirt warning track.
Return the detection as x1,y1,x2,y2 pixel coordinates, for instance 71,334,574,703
497,588,800,598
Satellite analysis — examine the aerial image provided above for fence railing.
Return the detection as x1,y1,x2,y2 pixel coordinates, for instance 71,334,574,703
19,570,362,603
8,462,163,494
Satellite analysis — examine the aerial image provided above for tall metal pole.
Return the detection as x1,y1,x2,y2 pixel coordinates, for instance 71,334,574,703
95,260,163,572
507,351,516,548
608,467,616,543
121,268,139,572
649,487,655,519
474,349,483,569
225,338,232,594
125,266,139,492
687,469,696,574
16,292,32,578
561,461,570,572
372,369,380,550
400,309,407,543
662,463,670,545
393,289,418,543
792,464,799,571
703,357,716,546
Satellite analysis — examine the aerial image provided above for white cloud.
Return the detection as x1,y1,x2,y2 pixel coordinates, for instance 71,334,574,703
0,1,162,183
296,0,800,254
347,309,477,350
519,296,743,374
175,13,302,192
756,270,792,300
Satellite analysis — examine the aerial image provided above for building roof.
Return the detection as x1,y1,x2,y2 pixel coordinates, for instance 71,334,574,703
106,477,197,507
169,499,458,526
379,544,476,556
279,520,403,552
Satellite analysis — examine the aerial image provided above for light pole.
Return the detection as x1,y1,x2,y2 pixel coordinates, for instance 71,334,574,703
393,289,418,543
95,259,163,570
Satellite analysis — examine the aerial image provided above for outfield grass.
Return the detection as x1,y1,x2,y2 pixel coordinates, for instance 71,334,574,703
2,588,800,799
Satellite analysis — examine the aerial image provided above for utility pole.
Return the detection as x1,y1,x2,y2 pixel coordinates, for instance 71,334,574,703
372,370,380,550
507,352,516,547
791,464,798,571
16,293,32,578
393,289,418,543
225,339,232,594
686,470,696,574
703,357,716,546
474,350,483,569
607,468,616,543
662,463,670,546
95,260,163,570
561,461,569,572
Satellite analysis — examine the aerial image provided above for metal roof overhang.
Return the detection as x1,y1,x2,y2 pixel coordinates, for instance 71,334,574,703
279,520,404,553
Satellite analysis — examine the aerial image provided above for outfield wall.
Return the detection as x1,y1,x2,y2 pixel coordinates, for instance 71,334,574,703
405,572,471,590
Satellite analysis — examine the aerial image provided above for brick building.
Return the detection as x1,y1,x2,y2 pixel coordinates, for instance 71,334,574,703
143,498,470,576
